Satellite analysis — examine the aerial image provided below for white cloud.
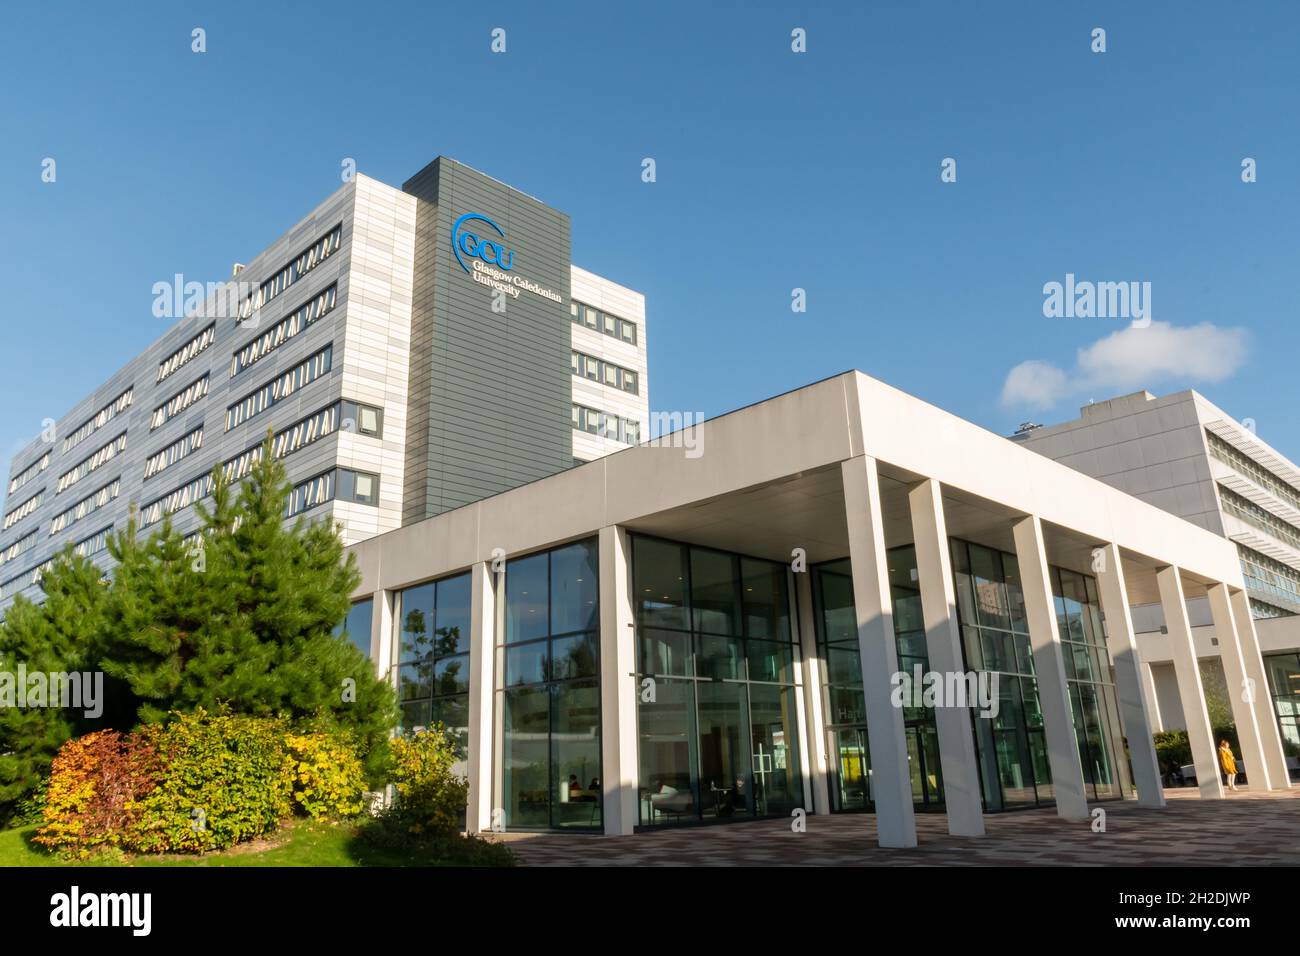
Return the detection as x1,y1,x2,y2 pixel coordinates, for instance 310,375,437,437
1000,321,1249,411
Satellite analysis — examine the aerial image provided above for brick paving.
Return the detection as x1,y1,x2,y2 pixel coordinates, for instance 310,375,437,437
494,788,1300,866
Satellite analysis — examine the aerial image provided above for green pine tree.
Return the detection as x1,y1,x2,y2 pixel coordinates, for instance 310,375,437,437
98,433,397,776
0,548,110,818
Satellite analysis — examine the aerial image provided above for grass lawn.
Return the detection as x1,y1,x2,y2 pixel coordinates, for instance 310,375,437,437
0,819,512,867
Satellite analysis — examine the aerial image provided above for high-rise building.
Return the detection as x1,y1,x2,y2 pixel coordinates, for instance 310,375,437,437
0,158,648,611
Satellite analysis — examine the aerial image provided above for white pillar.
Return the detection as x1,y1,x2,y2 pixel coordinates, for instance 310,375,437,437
1206,584,1273,791
466,561,497,834
1093,543,1164,807
841,456,917,848
370,588,394,680
795,570,831,815
1229,588,1291,790
599,525,639,835
1155,566,1224,799
1011,516,1090,822
1141,661,1164,733
907,479,985,836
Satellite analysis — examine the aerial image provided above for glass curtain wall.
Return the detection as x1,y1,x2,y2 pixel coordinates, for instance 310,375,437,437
950,540,1055,811
1263,652,1300,755
812,547,945,812
498,540,601,831
395,574,471,747
1053,567,1132,801
634,535,803,826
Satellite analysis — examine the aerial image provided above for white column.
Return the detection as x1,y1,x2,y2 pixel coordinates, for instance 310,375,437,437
1093,543,1165,807
1156,566,1224,799
370,589,394,680
795,570,831,815
907,479,985,836
1141,661,1164,733
466,561,497,834
1206,584,1273,791
599,525,639,835
1011,516,1090,821
841,456,917,848
1229,588,1291,790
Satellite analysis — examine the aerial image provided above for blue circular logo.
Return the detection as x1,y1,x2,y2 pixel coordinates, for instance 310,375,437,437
452,212,514,273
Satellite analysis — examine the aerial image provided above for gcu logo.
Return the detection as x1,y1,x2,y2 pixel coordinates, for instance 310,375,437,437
452,212,514,273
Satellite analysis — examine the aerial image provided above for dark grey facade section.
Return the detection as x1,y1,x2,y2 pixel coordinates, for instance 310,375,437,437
402,158,573,522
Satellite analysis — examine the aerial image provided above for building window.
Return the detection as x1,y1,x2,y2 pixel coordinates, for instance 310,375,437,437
230,284,337,378
632,535,803,827
570,350,639,395
152,375,209,430
1219,486,1300,551
143,427,204,480
1263,652,1300,755
3,488,45,532
949,539,1054,812
226,346,332,431
235,224,342,324
50,478,120,536
1207,432,1300,514
57,433,127,494
157,324,216,384
498,540,601,831
284,467,379,518
333,598,375,661
140,472,212,530
64,388,134,453
73,525,112,559
1052,566,1130,802
398,574,471,750
8,452,50,496
812,548,944,813
571,404,640,445
0,530,38,568
569,299,638,346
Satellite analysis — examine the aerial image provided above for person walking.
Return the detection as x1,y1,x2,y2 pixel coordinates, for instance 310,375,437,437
1218,739,1239,791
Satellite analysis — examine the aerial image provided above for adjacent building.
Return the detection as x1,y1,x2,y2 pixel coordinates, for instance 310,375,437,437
343,371,1289,844
1015,390,1300,763
0,157,648,612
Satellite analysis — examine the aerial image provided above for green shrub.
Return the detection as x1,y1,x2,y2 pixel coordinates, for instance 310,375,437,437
128,710,292,853
1153,730,1191,774
285,731,367,820
388,725,468,836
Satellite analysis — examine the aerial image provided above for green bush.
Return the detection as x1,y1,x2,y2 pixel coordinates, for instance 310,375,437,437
387,725,468,836
1153,729,1191,773
128,710,293,854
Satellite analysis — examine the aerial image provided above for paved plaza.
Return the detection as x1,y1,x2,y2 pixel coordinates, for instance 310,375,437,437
497,788,1300,866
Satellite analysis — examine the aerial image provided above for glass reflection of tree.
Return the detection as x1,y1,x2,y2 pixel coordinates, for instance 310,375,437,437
401,608,433,699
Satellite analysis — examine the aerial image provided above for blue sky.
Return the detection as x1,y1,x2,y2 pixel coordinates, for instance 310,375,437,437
3,0,1299,492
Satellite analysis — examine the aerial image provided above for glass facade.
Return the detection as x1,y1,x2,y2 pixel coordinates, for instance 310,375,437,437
1052,567,1131,801
334,597,374,660
633,535,803,827
812,547,944,813
397,574,471,746
498,540,601,831
949,540,1054,810
1263,651,1300,756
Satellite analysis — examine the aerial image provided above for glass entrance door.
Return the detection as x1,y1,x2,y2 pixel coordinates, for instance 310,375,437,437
832,727,872,811
697,681,752,819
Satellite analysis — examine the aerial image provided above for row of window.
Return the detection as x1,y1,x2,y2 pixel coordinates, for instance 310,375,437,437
152,375,209,430
570,350,639,395
64,388,134,455
570,300,637,345
1208,431,1300,515
57,433,127,495
1220,485,1300,551
157,324,216,385
237,224,342,324
143,427,204,481
3,488,44,531
1238,544,1300,611
286,467,379,518
7,452,49,496
50,478,120,536
140,398,382,528
226,346,332,432
0,529,38,568
571,404,640,444
231,284,338,378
